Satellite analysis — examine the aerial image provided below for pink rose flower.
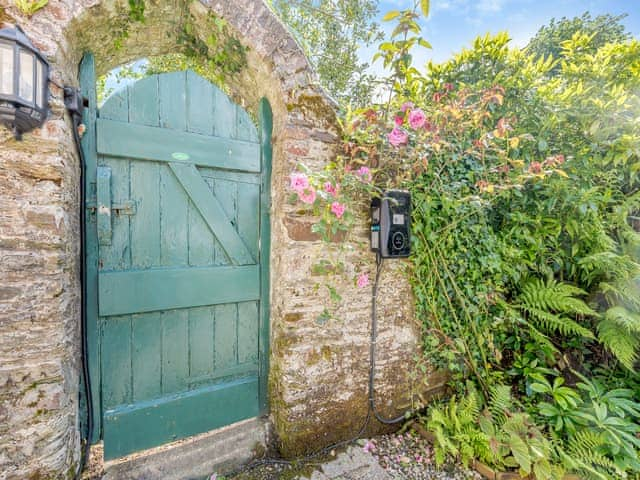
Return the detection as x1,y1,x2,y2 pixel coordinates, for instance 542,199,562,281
324,182,338,196
357,166,372,182
394,115,404,126
387,127,408,147
400,101,414,112
357,273,369,288
330,202,346,218
408,109,427,129
299,187,317,204
290,172,309,192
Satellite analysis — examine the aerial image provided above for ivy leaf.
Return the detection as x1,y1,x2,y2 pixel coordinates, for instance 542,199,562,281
382,10,401,21
420,0,430,17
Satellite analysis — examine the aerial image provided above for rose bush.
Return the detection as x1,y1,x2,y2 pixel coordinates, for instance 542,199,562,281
289,5,640,478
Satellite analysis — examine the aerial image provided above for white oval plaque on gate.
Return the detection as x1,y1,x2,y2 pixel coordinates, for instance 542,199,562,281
172,152,190,161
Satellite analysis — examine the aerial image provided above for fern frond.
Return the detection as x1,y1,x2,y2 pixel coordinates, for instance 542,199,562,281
597,318,640,370
579,251,639,283
519,278,596,314
604,306,640,334
525,323,560,354
521,305,595,339
563,430,621,480
599,280,640,310
488,384,513,426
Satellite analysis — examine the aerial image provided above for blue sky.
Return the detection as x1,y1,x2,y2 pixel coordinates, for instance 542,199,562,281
362,0,640,72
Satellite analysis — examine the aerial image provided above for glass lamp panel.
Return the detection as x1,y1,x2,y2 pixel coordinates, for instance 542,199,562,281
0,44,13,95
36,60,44,107
19,50,34,103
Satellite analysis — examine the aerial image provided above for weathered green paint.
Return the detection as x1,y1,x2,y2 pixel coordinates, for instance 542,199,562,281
258,98,273,413
96,166,112,246
98,265,260,315
103,377,259,459
84,69,270,459
96,119,261,171
169,162,254,265
79,53,101,444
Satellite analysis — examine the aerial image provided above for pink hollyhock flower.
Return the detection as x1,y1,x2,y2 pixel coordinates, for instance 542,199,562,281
289,172,309,192
299,187,317,204
357,166,372,182
400,101,414,112
408,109,427,129
357,273,369,288
394,115,404,126
324,182,338,196
387,127,408,147
330,202,346,218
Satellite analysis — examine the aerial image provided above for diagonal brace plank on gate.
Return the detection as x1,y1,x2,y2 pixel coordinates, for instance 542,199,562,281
169,162,254,265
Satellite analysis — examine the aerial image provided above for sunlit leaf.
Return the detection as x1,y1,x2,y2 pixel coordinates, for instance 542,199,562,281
382,10,400,21
420,0,430,17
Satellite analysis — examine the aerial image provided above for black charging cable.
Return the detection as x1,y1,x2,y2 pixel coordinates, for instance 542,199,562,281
368,252,411,424
64,86,93,480
224,251,413,477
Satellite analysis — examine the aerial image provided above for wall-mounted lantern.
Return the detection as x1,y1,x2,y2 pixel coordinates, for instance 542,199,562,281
0,25,49,140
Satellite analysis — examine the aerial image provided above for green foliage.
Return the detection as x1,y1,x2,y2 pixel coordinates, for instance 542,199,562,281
515,277,597,341
127,0,145,22
340,9,640,478
97,10,247,105
526,12,631,74
13,0,47,16
425,387,493,467
268,0,383,107
286,4,640,477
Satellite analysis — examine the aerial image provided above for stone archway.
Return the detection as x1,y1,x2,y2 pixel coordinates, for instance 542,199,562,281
0,1,421,478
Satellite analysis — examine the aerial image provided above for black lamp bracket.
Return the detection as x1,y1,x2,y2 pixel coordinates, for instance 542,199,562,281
63,87,87,118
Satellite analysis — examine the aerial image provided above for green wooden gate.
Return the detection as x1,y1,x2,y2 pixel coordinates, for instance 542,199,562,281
80,55,272,460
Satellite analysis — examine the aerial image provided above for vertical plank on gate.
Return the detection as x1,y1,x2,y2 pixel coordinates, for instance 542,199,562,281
212,178,238,266
131,312,162,402
214,304,238,370
159,71,187,131
258,97,273,413
186,70,214,136
160,165,189,267
237,301,259,364
237,182,260,261
162,309,189,393
100,89,129,122
100,88,131,272
102,315,132,408
235,107,259,143
213,87,236,138
129,75,159,127
188,306,214,378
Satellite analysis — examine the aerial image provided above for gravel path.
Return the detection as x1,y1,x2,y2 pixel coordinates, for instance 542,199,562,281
365,431,482,480
227,430,482,480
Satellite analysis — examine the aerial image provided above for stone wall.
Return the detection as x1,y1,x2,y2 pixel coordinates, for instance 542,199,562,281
0,0,428,477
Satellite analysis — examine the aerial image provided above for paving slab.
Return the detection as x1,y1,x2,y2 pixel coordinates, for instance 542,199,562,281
299,446,391,480
102,417,268,480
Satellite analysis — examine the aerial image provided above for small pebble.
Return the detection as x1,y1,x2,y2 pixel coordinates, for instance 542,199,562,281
365,430,482,480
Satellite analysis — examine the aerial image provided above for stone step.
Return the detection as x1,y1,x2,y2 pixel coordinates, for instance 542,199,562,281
103,417,269,480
